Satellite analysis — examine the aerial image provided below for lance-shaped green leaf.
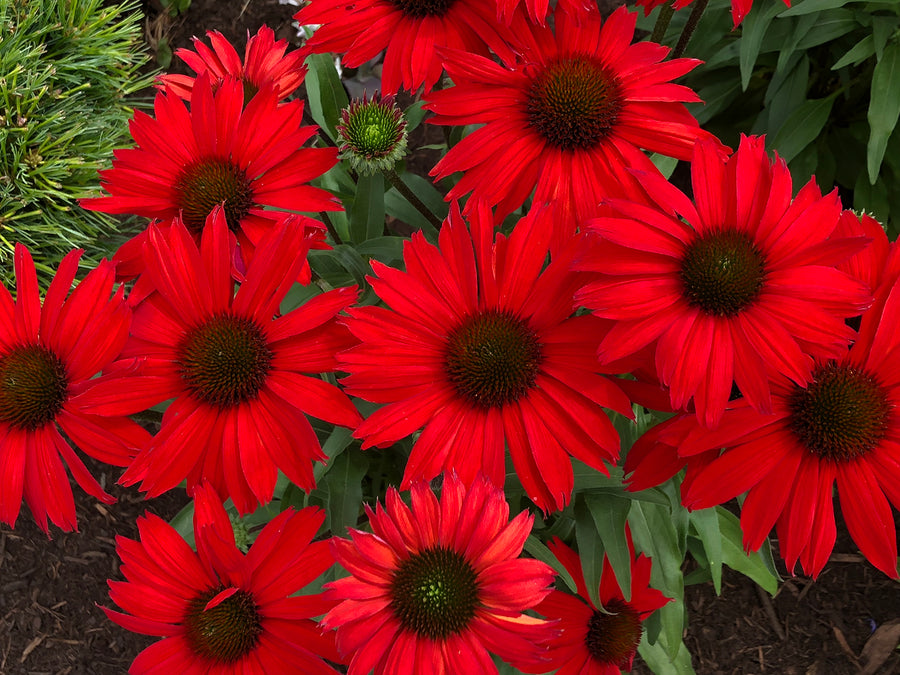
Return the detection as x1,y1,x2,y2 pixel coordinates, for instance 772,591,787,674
584,492,633,601
689,507,723,595
348,172,386,243
740,2,785,90
717,506,780,595
867,40,900,184
322,448,369,537
575,494,606,609
524,535,577,594
304,52,349,143
772,93,836,163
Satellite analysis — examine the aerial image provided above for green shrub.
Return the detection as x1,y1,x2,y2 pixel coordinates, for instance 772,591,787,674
0,0,152,286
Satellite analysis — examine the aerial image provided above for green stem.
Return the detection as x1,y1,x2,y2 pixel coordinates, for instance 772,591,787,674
384,168,444,230
320,211,343,246
673,0,709,59
651,2,675,45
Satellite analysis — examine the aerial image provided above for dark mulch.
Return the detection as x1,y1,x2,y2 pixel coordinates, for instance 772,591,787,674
3,1,899,673
0,457,188,675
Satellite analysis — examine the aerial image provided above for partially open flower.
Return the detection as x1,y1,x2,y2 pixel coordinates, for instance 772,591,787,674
337,93,408,175
157,25,307,102
525,534,670,674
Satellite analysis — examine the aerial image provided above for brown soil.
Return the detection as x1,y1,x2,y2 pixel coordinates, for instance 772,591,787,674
3,1,899,674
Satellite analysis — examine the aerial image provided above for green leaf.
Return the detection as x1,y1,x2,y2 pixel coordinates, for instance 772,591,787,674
629,501,687,658
854,170,890,224
689,507,723,595
868,40,900,184
328,244,372,286
740,2,785,90
795,10,860,49
356,235,406,264
383,172,445,241
778,0,852,16
775,13,818,73
524,535,577,593
717,507,780,595
572,458,625,490
155,37,172,69
832,34,875,69
574,494,606,608
629,502,686,612
322,448,369,536
771,93,836,163
638,633,697,675
690,75,743,125
404,99,428,132
304,52,349,143
584,492,632,601
281,282,323,314
348,173,386,243
649,153,679,179
872,15,900,62
765,54,810,132
168,500,196,547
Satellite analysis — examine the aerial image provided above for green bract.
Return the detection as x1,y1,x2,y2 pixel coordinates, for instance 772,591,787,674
0,0,151,286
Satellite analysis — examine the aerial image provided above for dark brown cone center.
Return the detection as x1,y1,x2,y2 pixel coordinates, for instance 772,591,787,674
680,229,766,316
788,362,890,461
585,599,643,668
526,56,623,151
0,345,68,430
444,310,542,408
177,314,273,408
174,159,254,233
390,546,480,640
389,0,456,17
184,587,262,663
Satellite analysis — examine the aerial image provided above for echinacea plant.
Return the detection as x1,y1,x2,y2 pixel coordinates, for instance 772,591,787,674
3,3,900,675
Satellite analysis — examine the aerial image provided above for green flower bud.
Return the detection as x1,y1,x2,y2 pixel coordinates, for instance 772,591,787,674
337,93,408,175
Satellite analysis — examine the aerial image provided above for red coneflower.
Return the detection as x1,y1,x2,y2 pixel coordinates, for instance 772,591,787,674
427,4,722,250
295,0,521,94
157,25,308,101
80,72,339,265
339,203,632,513
0,245,148,532
104,481,342,674
525,535,670,674
322,473,559,675
624,244,900,579
576,134,872,428
77,210,362,513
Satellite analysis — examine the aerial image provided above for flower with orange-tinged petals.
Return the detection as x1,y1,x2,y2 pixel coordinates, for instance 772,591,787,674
104,481,342,674
524,536,670,674
322,473,558,675
576,134,872,429
427,5,723,250
295,0,522,95
157,25,307,101
0,246,148,532
77,210,362,513
339,203,633,513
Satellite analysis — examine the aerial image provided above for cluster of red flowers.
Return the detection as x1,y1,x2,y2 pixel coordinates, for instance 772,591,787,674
2,1,899,673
